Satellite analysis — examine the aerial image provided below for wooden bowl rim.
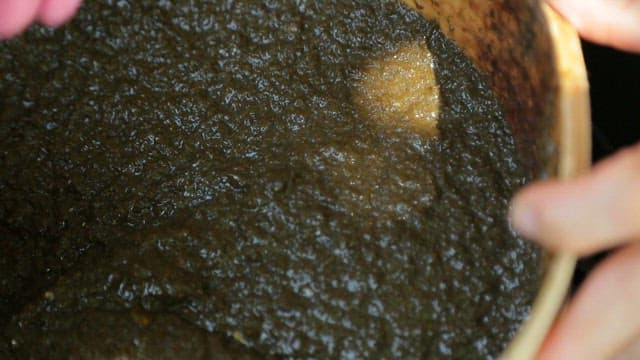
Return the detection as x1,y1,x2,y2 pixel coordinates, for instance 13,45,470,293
502,5,591,359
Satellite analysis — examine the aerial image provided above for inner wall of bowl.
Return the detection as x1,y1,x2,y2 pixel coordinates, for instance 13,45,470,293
403,0,558,177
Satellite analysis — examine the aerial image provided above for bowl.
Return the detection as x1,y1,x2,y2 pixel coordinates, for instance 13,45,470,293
0,1,590,358
402,1,591,358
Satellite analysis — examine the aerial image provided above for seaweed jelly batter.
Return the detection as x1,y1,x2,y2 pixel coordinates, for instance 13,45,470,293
0,1,541,358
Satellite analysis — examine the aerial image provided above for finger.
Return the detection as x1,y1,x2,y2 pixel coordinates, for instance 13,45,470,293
538,241,640,359
614,336,640,360
510,143,640,256
0,0,42,39
547,0,640,52
37,0,83,27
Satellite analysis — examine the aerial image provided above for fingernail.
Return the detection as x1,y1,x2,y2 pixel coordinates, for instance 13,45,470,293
509,199,538,239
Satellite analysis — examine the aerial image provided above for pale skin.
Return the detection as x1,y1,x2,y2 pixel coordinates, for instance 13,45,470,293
511,0,640,358
2,0,640,358
0,0,82,39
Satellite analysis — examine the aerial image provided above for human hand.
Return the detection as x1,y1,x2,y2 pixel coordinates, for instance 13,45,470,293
547,0,640,53
511,1,640,358
0,0,82,39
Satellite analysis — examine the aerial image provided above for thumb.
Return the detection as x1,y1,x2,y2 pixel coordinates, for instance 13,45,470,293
547,0,640,52
37,0,83,28
0,0,41,39
510,143,640,256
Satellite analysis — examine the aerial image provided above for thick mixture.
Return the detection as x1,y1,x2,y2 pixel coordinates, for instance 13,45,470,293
0,1,541,358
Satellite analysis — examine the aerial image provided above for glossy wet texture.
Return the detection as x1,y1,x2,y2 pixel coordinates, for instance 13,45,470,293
354,40,440,137
0,1,540,358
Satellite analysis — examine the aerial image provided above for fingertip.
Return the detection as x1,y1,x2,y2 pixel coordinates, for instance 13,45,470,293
510,178,607,256
510,147,640,256
509,180,574,250
546,0,584,32
37,0,82,27
509,190,540,240
0,0,42,39
547,0,640,52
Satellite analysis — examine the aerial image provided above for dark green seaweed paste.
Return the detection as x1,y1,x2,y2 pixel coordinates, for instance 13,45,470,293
0,1,541,358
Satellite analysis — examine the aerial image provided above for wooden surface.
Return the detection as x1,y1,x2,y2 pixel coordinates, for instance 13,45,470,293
502,6,591,360
403,0,557,177
400,1,591,358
